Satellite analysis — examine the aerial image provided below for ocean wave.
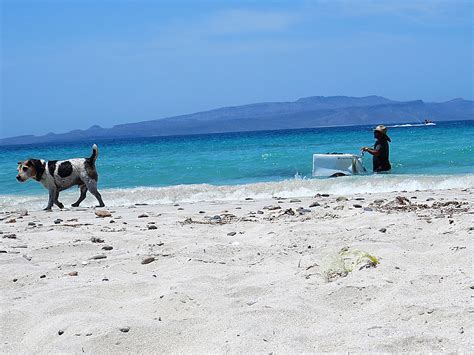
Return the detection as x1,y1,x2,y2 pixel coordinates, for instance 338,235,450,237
0,174,474,211
0,174,472,212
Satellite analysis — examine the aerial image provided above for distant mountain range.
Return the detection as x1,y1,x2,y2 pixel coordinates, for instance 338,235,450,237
1,95,473,146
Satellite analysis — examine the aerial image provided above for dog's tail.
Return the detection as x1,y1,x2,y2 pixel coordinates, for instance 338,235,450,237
90,144,99,162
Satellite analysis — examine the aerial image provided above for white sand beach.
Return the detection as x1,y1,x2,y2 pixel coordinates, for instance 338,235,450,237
1,188,473,353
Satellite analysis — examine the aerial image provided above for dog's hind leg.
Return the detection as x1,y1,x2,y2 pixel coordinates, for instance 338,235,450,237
54,189,64,209
72,185,88,207
84,179,105,207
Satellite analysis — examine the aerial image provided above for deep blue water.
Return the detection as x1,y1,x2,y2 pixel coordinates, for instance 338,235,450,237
1,120,473,197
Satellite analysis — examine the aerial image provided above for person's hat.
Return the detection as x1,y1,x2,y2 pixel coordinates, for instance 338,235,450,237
374,125,391,142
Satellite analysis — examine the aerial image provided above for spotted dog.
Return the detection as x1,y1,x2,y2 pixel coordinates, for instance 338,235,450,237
16,144,105,210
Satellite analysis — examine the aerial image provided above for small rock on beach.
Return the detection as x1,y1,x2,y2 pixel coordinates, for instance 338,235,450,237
90,255,107,260
141,256,155,265
95,210,112,218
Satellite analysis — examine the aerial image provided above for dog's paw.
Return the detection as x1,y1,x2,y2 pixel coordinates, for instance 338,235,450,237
43,208,52,212
71,203,79,207
57,203,64,209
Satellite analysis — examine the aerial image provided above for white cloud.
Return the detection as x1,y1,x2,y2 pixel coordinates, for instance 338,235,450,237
141,8,305,55
312,0,473,25
204,9,301,35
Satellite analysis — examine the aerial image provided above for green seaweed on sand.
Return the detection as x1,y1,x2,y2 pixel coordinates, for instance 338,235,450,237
323,247,379,282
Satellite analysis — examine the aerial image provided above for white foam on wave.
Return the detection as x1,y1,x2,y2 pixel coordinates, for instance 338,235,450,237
388,123,436,128
1,174,472,212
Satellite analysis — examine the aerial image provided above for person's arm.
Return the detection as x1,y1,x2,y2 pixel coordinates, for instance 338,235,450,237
361,146,381,156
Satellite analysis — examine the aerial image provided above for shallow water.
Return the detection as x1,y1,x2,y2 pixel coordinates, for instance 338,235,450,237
1,120,473,210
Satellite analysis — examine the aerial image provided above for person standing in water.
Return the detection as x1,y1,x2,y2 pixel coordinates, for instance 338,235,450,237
361,125,391,172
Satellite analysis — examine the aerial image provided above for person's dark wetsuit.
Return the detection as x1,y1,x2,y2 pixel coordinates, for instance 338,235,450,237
373,138,391,172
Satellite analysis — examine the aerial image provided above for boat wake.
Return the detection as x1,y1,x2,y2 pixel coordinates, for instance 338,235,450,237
388,123,436,128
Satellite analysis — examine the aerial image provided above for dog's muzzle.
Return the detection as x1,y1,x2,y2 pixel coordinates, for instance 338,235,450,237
16,175,24,182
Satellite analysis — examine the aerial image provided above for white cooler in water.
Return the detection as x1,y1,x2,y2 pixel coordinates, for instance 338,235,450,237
312,153,366,177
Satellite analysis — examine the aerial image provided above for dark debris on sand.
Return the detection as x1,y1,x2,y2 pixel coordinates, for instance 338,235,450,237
372,196,470,217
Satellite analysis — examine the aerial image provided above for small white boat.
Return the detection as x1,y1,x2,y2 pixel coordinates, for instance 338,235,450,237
312,153,366,177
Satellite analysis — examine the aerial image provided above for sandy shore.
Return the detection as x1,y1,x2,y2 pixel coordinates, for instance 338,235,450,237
1,188,473,353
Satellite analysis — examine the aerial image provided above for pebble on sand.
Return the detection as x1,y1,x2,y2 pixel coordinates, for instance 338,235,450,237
227,232,237,236
54,219,63,224
68,271,78,276
3,234,17,239
147,224,158,230
95,210,112,218
120,327,130,333
102,245,113,251
90,255,107,260
379,228,387,233
309,202,321,207
58,330,64,335
264,205,281,211
141,256,155,264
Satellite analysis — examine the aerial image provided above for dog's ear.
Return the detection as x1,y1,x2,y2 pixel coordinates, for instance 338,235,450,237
28,159,46,180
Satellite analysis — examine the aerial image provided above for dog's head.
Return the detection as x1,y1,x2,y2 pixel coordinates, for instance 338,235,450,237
16,159,45,182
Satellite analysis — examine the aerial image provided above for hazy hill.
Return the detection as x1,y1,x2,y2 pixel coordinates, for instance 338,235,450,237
1,96,472,146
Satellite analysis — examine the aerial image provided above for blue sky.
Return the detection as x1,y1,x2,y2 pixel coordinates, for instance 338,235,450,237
1,0,472,138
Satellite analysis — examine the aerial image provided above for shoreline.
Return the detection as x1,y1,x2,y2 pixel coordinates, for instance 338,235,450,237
2,173,474,213
1,187,473,352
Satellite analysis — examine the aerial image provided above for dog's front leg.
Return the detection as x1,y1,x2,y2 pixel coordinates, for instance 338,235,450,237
54,190,64,209
44,188,56,211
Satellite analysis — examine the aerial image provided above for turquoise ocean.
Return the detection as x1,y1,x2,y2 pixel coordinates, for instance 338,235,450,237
1,120,473,211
